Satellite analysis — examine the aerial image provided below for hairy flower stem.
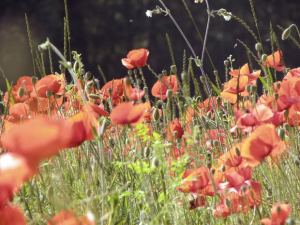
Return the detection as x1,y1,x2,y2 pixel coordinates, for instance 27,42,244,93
201,0,211,64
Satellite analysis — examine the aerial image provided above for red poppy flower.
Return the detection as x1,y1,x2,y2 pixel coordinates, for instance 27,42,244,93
151,75,179,100
265,50,285,72
100,79,124,105
230,63,261,84
0,204,27,225
241,124,286,166
166,118,184,141
110,102,149,125
220,76,249,104
34,74,65,98
48,210,95,225
261,203,291,225
1,117,71,164
0,153,35,207
7,103,30,122
177,167,211,193
121,48,149,69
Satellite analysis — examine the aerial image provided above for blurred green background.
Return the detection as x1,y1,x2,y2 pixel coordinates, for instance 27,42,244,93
0,0,299,88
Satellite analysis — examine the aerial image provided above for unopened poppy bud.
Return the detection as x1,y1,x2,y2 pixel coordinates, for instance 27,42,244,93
89,94,100,100
152,108,160,121
143,86,148,94
125,77,132,86
94,78,100,89
282,24,293,40
32,76,38,85
38,40,50,51
199,75,206,84
151,157,160,168
66,61,72,68
255,43,262,52
235,147,241,156
170,65,177,74
84,72,92,81
278,128,286,140
166,89,173,99
18,87,25,97
162,70,168,76
143,146,150,158
261,54,268,62
224,60,230,67
127,70,133,76
181,71,187,81
46,90,53,98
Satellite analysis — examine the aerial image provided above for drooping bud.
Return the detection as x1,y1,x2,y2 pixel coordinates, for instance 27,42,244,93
282,24,294,40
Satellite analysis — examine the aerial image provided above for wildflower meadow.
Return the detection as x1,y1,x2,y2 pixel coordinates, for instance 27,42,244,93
1,0,300,224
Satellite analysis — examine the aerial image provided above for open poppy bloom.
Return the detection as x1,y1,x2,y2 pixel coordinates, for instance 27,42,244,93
110,102,149,125
261,203,292,225
265,50,285,72
121,48,149,69
4,76,33,104
48,210,95,225
34,74,65,98
100,79,124,105
229,63,261,84
276,77,300,111
1,117,72,164
0,153,35,207
166,118,184,141
0,204,27,225
7,103,30,122
241,124,286,166
220,75,249,104
151,75,179,100
177,167,211,194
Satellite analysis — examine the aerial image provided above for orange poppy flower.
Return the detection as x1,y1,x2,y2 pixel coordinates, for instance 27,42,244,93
230,63,260,84
151,75,179,100
7,103,30,122
241,124,286,166
48,210,95,225
261,203,291,225
34,74,65,98
220,76,249,104
0,153,36,207
110,102,149,125
100,79,124,105
277,77,300,111
1,117,71,164
4,76,33,104
0,204,27,225
265,50,285,72
166,118,184,141
121,48,149,69
284,67,300,80
177,167,210,193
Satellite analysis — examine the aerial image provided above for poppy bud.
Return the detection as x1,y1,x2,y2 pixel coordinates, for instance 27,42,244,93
255,43,262,52
89,94,101,100
46,90,53,98
170,65,177,74
166,89,173,99
235,147,241,156
18,87,25,97
32,76,38,85
84,72,92,81
162,70,168,76
152,108,160,121
224,60,230,67
143,146,151,158
278,128,286,140
151,157,160,168
261,54,268,62
281,24,294,40
94,78,100,89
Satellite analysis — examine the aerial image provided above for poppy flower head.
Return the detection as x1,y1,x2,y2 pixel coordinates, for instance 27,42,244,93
121,48,149,69
265,50,285,72
151,75,179,100
34,75,64,98
110,102,149,125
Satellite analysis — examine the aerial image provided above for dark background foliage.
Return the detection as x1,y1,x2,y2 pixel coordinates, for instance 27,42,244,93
0,0,300,88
